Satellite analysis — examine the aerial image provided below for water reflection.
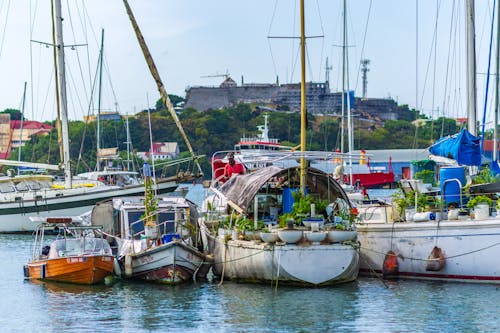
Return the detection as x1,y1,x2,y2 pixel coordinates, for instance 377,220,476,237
4,231,500,332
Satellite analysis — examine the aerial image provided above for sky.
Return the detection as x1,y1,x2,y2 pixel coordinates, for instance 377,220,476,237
0,0,498,125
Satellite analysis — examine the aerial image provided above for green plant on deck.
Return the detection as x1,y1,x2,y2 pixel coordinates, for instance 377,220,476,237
414,169,435,185
392,189,428,213
236,215,265,232
466,195,493,209
278,192,328,227
473,165,499,185
142,176,158,227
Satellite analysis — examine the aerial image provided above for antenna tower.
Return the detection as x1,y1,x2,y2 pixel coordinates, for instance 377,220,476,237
361,59,370,98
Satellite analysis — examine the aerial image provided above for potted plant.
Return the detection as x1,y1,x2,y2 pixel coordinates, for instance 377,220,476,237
466,195,493,220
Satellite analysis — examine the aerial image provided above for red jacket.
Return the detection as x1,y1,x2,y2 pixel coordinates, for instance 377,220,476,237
224,162,244,178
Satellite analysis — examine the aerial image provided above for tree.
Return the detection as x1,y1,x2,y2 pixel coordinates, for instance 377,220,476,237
1,108,24,120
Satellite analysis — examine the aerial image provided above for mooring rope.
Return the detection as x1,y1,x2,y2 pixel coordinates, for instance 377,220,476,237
359,240,500,262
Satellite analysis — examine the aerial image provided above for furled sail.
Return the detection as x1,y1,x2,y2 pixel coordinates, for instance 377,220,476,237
429,129,481,166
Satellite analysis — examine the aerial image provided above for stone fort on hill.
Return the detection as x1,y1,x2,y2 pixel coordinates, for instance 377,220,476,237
184,76,408,126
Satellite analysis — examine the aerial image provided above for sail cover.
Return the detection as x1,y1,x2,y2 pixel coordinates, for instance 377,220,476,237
429,129,481,166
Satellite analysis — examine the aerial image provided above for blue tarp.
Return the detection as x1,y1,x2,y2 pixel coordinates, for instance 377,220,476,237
429,129,481,166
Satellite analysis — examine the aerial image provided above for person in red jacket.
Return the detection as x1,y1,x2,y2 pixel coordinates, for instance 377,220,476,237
223,152,244,180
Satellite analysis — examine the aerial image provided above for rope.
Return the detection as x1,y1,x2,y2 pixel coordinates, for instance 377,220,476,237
359,254,389,288
359,239,500,262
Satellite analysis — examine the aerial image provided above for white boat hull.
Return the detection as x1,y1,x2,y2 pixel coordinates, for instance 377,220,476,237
125,241,207,285
357,219,500,283
207,233,359,286
0,180,178,233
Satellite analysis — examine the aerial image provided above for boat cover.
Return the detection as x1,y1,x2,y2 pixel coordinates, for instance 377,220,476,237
429,129,481,166
218,165,350,213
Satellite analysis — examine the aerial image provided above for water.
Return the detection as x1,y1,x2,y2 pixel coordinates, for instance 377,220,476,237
5,185,500,332
5,232,500,332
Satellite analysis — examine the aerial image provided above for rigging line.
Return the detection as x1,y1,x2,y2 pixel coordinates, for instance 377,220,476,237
0,0,10,61
76,48,101,173
441,0,457,136
66,1,91,106
289,43,301,84
413,0,419,151
430,1,441,143
418,1,442,124
75,0,93,94
266,1,280,83
353,0,373,92
291,0,297,84
314,0,325,80
267,0,279,37
29,0,39,122
267,38,279,80
480,0,496,153
305,42,315,82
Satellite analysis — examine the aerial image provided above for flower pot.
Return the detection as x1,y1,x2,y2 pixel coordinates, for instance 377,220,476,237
447,209,459,220
327,230,356,243
144,225,158,239
277,230,303,244
304,231,327,244
404,208,416,222
302,217,325,229
473,204,489,220
259,232,279,243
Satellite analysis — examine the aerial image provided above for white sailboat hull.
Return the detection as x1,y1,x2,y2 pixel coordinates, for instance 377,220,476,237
206,233,359,286
0,180,178,233
357,219,500,283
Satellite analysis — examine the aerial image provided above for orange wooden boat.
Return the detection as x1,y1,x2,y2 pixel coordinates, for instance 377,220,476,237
24,218,115,285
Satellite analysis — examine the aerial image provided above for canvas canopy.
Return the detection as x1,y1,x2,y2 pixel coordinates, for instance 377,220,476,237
218,165,350,214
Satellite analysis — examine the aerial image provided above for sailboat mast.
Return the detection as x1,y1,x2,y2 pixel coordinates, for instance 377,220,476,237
96,29,104,172
18,82,27,172
122,0,203,177
54,0,72,188
466,0,477,136
299,0,307,194
495,0,500,161
344,0,353,185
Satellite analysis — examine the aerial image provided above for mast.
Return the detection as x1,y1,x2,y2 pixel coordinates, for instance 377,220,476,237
344,0,353,185
495,0,500,161
125,113,133,172
122,0,203,177
299,0,307,194
466,0,477,136
18,82,27,173
54,0,72,188
96,29,104,171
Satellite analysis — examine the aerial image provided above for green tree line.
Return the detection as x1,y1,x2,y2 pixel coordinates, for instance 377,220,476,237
4,100,465,178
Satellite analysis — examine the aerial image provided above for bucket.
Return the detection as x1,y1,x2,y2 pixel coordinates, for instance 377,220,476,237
474,204,489,220
162,233,180,243
413,211,435,222
440,166,465,206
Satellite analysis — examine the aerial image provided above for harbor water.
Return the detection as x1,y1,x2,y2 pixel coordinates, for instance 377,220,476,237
4,184,500,332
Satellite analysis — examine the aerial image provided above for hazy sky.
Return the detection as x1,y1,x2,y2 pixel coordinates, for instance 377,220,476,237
0,0,498,124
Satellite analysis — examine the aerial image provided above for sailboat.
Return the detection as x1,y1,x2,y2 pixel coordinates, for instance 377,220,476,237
199,0,359,286
0,0,198,233
356,0,500,283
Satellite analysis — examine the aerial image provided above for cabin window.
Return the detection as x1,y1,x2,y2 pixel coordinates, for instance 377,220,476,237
15,182,30,192
158,212,176,234
27,181,42,190
127,211,145,238
0,184,14,193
